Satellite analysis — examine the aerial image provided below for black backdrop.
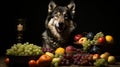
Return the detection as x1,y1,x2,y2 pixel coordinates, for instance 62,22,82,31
0,0,120,56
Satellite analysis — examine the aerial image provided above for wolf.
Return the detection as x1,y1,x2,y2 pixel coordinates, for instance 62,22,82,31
42,0,76,49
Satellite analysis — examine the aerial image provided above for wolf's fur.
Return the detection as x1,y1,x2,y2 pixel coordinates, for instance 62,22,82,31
42,1,76,49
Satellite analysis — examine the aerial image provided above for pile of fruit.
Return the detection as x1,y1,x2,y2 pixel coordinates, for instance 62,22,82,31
27,45,116,67
4,32,116,67
74,32,114,52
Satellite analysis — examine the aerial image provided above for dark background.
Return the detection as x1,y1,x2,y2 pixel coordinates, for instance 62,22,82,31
0,0,120,56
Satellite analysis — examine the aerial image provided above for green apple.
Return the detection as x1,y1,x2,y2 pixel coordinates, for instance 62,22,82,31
45,52,54,58
108,56,116,64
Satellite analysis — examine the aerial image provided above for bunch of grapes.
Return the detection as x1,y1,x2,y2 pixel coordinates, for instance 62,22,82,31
82,32,104,52
59,48,87,66
59,53,73,66
72,53,93,66
42,47,54,53
94,58,108,67
92,32,104,45
82,39,92,52
6,42,43,56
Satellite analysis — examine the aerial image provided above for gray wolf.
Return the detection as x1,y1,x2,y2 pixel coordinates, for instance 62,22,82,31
42,1,76,49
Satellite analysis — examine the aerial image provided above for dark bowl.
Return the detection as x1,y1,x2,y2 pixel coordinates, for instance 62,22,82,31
6,55,40,64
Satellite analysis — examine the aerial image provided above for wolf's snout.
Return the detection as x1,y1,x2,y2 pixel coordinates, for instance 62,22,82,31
59,23,64,27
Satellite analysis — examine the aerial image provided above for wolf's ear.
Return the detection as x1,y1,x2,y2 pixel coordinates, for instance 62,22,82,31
48,1,56,13
67,1,75,14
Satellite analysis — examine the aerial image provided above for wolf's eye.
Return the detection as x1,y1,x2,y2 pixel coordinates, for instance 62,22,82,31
64,14,68,19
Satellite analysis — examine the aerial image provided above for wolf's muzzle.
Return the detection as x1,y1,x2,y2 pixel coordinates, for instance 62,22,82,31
55,22,66,32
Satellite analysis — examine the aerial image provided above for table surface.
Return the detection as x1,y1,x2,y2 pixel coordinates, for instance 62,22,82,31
1,56,120,67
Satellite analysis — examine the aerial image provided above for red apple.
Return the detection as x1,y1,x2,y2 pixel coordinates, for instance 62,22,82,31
78,37,87,44
93,54,100,60
65,45,76,54
4,57,10,65
98,37,105,44
74,34,83,41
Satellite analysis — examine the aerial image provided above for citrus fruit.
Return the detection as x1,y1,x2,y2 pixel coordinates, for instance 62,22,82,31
55,47,65,55
38,54,52,67
28,60,36,67
105,35,114,44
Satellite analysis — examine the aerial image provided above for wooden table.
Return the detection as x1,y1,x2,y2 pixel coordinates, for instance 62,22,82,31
1,56,120,67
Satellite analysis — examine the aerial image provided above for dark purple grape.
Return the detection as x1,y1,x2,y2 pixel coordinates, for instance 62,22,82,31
63,54,67,58
74,53,78,57
42,47,54,53
62,58,66,62
42,48,47,52
66,53,73,59
76,49,81,53
59,61,65,65
77,54,82,57
76,56,81,60
73,60,78,65
80,59,89,65
79,59,83,62
50,48,54,53
77,61,81,65
66,61,70,65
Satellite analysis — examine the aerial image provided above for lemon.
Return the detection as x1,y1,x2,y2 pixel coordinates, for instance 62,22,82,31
55,47,65,55
105,35,114,44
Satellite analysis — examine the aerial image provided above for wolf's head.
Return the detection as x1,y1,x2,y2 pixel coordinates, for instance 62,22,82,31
45,1,76,40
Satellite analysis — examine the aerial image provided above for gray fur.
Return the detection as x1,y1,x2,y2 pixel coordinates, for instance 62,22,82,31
42,1,76,49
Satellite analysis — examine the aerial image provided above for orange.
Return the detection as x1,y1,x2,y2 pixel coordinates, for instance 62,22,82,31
105,35,114,44
38,54,52,67
55,47,65,55
28,60,36,67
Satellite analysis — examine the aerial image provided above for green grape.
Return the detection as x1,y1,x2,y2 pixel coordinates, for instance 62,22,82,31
6,42,43,56
24,52,29,56
93,32,104,40
82,39,92,51
36,52,40,55
28,51,33,56
54,62,59,67
11,46,17,51
16,44,21,48
92,32,104,45
94,58,108,67
25,42,29,45
39,50,44,55
6,49,12,55
90,40,94,45
19,52,25,56
28,47,32,51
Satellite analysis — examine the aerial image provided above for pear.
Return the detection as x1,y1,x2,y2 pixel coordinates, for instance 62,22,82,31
100,52,110,60
52,58,61,64
108,56,116,64
45,52,54,58
100,54,109,60
104,52,110,57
